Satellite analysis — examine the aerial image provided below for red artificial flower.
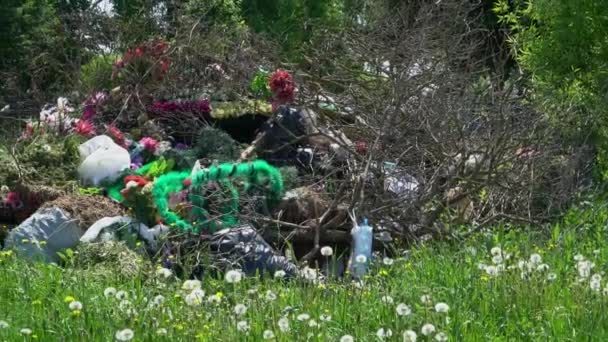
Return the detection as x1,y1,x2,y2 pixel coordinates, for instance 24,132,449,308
355,140,368,154
269,70,295,104
124,175,148,187
107,125,126,147
140,137,159,152
183,178,192,187
135,47,144,57
159,58,170,74
74,120,96,137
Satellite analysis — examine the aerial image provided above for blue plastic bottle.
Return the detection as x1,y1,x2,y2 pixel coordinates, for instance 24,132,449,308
350,218,373,278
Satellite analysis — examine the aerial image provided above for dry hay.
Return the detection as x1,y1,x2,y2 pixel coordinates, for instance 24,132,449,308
41,194,126,230
74,241,149,279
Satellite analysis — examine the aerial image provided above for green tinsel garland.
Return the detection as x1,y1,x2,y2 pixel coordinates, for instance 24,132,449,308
152,160,284,233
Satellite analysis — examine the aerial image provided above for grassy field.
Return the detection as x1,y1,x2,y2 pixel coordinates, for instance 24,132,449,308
1,204,608,341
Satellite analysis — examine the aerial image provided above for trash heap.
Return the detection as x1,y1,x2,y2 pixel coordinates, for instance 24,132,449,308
0,67,384,281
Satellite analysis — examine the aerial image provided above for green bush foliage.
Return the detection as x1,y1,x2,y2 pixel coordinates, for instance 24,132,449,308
80,54,119,93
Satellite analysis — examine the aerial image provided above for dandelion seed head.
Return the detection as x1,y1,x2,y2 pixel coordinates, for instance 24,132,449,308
355,255,367,263
115,290,128,300
274,270,286,279
0,321,8,329
490,246,502,256
308,319,318,327
590,279,601,292
434,302,449,313
529,253,542,265
104,287,117,298
381,295,394,304
320,246,333,256
383,257,394,266
20,328,32,336
420,294,432,305
69,301,83,311
435,332,448,342
278,317,290,332
421,323,436,336
547,273,557,281
225,270,243,283
536,264,550,272
320,314,332,321
396,303,412,316
156,328,167,335
115,328,134,341
376,328,392,339
263,330,275,339
181,279,202,291
297,313,311,321
207,294,221,305
340,335,354,342
484,265,499,276
237,320,250,332
234,304,248,316
403,330,417,342
491,255,503,264
265,290,277,301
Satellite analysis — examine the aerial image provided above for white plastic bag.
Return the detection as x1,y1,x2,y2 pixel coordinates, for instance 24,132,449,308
78,135,131,186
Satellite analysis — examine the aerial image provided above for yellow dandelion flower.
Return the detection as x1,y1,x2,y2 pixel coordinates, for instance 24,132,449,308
318,283,326,290
64,296,76,303
71,310,81,317
32,300,42,306
39,241,47,246
379,269,389,276
216,292,224,298
21,239,30,244
174,324,184,331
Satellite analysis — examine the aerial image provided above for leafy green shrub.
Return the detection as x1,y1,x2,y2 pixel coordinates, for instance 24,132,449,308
80,54,119,93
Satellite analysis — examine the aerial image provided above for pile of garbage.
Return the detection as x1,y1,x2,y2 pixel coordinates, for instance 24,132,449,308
0,70,395,281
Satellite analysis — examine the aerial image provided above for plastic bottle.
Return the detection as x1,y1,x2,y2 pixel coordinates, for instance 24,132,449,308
350,218,373,278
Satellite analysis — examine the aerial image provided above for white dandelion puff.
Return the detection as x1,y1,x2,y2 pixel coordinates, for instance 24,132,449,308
376,328,392,339
403,330,417,342
491,255,503,264
237,320,250,332
265,290,277,301
115,290,128,300
69,301,83,311
547,273,557,281
396,303,412,316
485,265,499,276
297,313,311,321
340,335,354,342
590,279,601,292
308,319,318,328
603,287,608,296
155,268,172,279
592,274,602,282
383,257,394,266
320,246,333,256
574,254,585,261
115,328,134,341
320,314,332,322
104,287,117,298
274,270,286,279
302,267,318,281
0,321,8,329
185,289,205,306
355,254,367,263
381,295,394,304
278,317,290,332
20,328,32,336
152,295,165,306
421,324,436,336
435,332,448,342
263,330,275,339
234,304,248,316
207,294,221,305
181,279,202,291
420,294,432,305
225,270,243,283
434,302,449,313
529,253,542,265
156,328,167,335
477,263,487,270
536,264,550,272
490,246,502,256
577,260,595,278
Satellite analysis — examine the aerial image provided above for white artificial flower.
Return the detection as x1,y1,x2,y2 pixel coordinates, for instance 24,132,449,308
381,295,394,304
104,287,117,298
297,313,311,321
263,330,275,339
420,294,432,305
182,279,202,291
234,304,248,316
156,328,167,335
320,246,333,256
434,302,449,313
376,328,393,339
274,270,286,279
383,257,394,266
320,314,332,322
69,301,83,311
115,328,134,341
490,246,502,256
20,328,32,335
340,335,354,342
435,332,448,341
278,317,290,332
355,255,367,263
155,268,173,279
547,273,557,281
115,290,128,300
396,303,412,316
237,320,250,332
225,270,243,283
185,289,205,306
265,290,277,301
308,319,318,328
0,321,8,329
421,324,436,336
529,253,542,265
403,330,417,342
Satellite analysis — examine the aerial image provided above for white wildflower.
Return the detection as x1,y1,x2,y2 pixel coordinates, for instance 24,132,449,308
20,328,32,336
485,265,499,276
274,270,286,279
590,279,601,292
181,279,202,291
308,319,318,328
115,328,134,341
594,249,601,256
104,287,117,298
421,324,436,336
340,335,354,342
381,295,394,304
491,255,503,264
420,294,432,305
234,304,248,316
547,273,557,281
225,270,243,283
396,303,412,316
490,246,502,256
207,294,221,305
278,317,290,332
529,253,542,265
577,260,595,278
237,320,250,332
302,267,318,281
355,254,367,263
536,264,550,272
265,290,277,301
592,274,602,282
297,313,311,321
383,257,394,266
155,268,172,279
434,302,449,313
263,330,275,339
152,295,165,306
69,301,83,311
0,321,8,329
185,289,205,306
435,332,448,342
115,290,128,300
320,246,333,256
403,330,417,342
376,328,393,339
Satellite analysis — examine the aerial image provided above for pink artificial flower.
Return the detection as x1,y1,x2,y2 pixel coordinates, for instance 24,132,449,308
107,125,126,147
269,70,295,105
74,120,96,137
6,192,23,209
140,137,159,152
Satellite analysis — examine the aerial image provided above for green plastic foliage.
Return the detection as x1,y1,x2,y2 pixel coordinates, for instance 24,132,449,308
153,160,284,233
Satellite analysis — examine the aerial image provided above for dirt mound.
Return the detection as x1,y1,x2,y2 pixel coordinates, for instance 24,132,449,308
41,194,126,230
